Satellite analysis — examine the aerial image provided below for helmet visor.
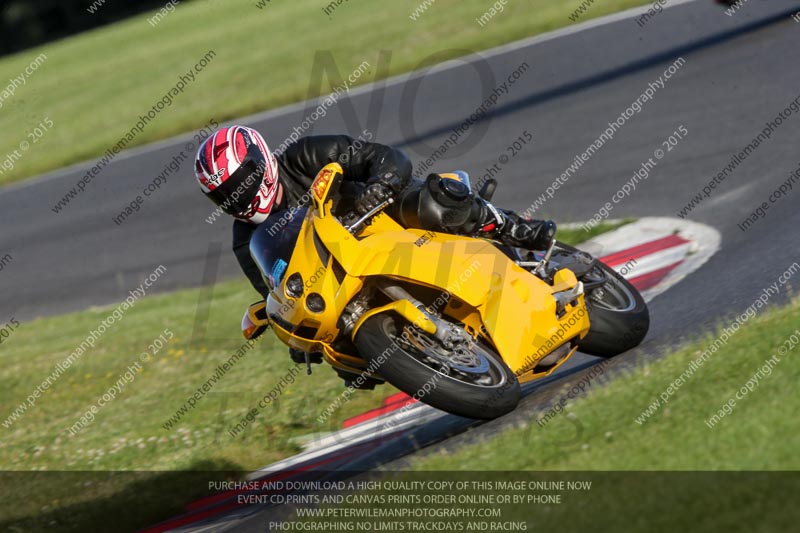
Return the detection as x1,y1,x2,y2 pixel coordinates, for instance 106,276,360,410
205,144,267,216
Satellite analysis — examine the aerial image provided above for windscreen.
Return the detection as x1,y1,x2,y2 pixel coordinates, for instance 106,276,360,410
249,207,308,290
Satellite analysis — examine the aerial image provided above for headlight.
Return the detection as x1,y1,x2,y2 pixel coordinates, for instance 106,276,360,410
286,273,304,298
306,293,326,313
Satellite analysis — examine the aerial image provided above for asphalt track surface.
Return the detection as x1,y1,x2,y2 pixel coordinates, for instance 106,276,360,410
2,0,800,527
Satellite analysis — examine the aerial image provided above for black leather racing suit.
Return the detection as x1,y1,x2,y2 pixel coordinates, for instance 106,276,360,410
233,135,412,298
232,135,551,298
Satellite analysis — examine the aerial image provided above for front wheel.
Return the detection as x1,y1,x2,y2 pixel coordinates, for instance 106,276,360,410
354,314,520,420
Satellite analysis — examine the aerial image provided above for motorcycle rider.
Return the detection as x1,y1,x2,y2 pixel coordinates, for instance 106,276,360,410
194,125,556,363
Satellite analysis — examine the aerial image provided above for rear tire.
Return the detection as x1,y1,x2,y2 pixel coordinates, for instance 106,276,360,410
354,314,520,420
577,259,649,357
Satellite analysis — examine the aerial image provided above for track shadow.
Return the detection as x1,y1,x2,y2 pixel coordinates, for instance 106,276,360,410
0,459,243,533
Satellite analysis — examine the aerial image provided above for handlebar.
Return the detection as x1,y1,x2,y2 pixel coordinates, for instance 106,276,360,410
516,239,558,278
534,238,557,277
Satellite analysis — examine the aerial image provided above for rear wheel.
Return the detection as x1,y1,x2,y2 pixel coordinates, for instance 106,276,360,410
550,243,649,357
354,314,520,419
578,259,649,357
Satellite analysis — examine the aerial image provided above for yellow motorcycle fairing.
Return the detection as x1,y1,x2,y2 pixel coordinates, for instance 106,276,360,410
263,163,590,383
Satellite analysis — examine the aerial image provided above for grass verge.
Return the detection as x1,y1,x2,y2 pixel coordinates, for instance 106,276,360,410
411,299,800,472
560,217,634,244
0,0,653,187
292,298,800,532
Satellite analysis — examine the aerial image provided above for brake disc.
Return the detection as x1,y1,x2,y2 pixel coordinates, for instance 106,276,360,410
401,326,489,375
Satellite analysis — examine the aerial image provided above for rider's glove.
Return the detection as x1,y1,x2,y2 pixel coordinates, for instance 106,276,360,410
356,172,404,215
241,301,269,340
511,219,557,250
355,182,392,215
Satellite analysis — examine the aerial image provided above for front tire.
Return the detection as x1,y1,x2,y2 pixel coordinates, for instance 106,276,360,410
354,314,520,420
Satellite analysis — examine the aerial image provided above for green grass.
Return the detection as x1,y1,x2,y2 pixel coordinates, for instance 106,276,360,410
560,218,634,244
411,299,800,472
0,0,652,187
294,299,800,532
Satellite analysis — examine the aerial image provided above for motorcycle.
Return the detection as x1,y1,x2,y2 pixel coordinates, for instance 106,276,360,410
241,163,649,420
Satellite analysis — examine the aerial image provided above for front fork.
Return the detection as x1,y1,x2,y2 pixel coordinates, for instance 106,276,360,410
376,282,472,350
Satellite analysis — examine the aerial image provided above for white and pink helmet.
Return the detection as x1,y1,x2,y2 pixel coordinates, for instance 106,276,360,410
194,125,280,224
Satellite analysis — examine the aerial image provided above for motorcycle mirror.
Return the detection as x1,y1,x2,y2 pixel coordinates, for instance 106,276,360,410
478,178,497,201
